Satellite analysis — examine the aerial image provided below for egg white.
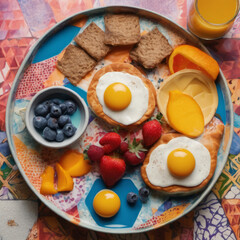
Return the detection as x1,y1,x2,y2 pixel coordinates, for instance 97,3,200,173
146,137,211,187
96,72,149,125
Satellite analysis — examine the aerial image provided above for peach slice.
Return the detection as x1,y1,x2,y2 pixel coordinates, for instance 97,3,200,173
59,150,92,177
56,163,74,192
167,90,204,138
40,166,58,195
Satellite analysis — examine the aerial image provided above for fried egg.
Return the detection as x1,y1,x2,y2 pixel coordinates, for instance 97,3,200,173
146,137,211,187
96,72,149,125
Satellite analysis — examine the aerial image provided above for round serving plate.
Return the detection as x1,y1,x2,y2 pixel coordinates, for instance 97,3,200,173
5,6,233,234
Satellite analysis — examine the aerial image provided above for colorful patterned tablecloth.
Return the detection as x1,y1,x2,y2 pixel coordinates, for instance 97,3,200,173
0,0,240,239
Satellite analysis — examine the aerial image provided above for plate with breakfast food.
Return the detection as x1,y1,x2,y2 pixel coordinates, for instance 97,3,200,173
6,6,233,233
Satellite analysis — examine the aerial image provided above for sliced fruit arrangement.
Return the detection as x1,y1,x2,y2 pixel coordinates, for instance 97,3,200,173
157,69,218,126
40,150,92,195
168,44,219,80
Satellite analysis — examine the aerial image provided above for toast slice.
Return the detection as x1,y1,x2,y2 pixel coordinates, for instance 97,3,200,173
74,22,112,61
130,28,173,69
104,14,141,46
57,44,97,85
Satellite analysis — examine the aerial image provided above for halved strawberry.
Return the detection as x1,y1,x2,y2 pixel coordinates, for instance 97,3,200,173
99,132,121,154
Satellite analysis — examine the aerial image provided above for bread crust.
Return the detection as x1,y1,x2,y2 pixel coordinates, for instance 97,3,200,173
141,117,224,194
87,63,156,129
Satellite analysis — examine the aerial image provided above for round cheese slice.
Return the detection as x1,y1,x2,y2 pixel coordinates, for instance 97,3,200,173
157,69,218,125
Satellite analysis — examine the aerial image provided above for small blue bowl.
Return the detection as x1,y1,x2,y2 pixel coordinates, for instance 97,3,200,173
25,86,89,148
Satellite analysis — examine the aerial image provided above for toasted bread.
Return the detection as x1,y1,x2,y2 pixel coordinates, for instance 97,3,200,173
104,14,141,46
57,45,96,85
74,22,112,61
130,28,173,69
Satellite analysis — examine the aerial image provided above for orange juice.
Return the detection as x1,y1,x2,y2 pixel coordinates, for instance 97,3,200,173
188,0,239,39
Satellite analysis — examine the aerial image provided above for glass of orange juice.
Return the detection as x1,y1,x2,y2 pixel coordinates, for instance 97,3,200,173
187,0,240,39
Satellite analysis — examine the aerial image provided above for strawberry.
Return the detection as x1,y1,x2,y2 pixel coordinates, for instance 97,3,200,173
100,155,126,187
87,145,104,162
142,119,162,147
99,132,121,154
120,141,128,153
124,139,147,166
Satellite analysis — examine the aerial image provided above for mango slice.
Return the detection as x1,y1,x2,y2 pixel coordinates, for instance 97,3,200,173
59,150,92,177
56,163,74,192
40,166,58,195
166,90,204,138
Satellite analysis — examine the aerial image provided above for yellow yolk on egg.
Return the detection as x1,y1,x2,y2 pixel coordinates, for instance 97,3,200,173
167,148,195,178
93,189,121,218
167,90,204,138
104,82,132,111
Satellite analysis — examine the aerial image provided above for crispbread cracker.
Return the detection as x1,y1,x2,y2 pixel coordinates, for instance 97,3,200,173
130,28,173,69
104,14,141,46
74,22,112,61
141,117,224,195
57,44,96,85
87,63,156,129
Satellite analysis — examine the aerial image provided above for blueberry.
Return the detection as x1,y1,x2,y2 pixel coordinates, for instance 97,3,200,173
56,129,65,142
45,113,51,120
47,117,59,130
50,105,62,118
42,127,56,141
139,187,150,203
52,98,61,105
42,100,53,110
127,192,138,205
58,115,71,128
65,100,77,115
34,104,49,116
63,123,76,137
59,103,67,113
33,116,47,130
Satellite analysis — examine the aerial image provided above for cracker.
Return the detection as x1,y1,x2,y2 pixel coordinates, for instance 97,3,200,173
130,28,173,69
104,14,141,46
57,44,97,85
74,22,112,61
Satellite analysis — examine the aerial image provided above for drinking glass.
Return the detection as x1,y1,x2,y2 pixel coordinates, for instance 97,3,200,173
187,0,240,40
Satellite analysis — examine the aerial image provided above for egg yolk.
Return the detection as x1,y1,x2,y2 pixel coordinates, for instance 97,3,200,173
167,148,195,178
93,189,121,218
104,82,132,111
